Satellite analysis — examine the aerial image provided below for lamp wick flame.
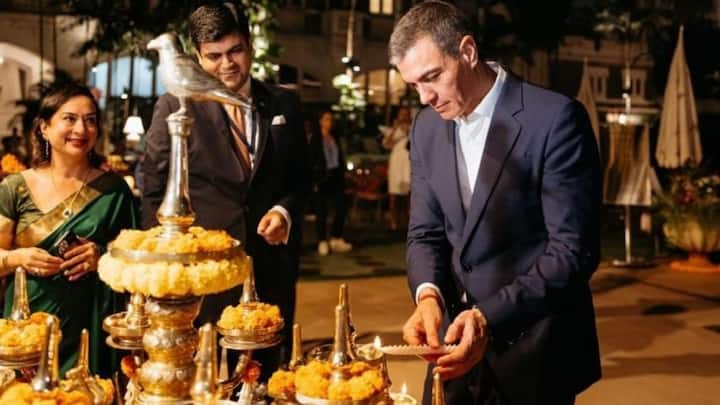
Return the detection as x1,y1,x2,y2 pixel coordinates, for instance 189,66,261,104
374,336,382,349
401,382,408,395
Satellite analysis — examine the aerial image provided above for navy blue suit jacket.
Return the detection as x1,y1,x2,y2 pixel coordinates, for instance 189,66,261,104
407,73,602,404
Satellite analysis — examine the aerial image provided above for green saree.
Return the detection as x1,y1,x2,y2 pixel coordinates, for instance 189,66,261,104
0,171,138,377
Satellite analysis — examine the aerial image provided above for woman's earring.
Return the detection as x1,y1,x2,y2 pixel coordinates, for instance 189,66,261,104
44,140,50,160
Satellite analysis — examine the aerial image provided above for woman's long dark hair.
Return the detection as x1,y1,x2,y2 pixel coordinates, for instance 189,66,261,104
30,82,103,168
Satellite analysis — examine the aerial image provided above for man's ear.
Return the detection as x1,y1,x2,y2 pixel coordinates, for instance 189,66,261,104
459,35,478,68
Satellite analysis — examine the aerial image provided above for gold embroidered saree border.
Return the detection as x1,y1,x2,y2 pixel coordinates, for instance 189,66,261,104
15,178,104,248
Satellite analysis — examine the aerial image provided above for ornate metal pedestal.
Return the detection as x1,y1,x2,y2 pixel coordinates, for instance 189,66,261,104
98,32,259,405
136,296,201,404
0,269,43,370
290,284,390,405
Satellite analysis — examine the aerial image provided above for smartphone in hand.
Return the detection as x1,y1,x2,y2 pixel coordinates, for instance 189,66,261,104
48,231,80,257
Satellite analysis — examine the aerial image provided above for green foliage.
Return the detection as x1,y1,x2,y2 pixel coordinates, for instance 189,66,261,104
568,0,719,99
241,0,281,82
63,0,193,59
475,0,575,62
331,74,366,121
61,0,281,82
592,4,672,43
656,165,720,229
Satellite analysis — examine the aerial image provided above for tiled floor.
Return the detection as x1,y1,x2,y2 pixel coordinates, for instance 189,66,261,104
294,209,720,404
295,259,720,404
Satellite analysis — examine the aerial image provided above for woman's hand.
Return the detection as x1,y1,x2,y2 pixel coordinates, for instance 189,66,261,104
8,247,63,277
59,237,100,282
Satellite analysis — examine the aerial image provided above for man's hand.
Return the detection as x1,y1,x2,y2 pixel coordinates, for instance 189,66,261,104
434,308,489,381
257,211,288,245
402,289,444,349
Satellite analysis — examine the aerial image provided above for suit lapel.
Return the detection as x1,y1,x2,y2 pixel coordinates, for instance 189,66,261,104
200,101,247,178
434,119,465,234
250,80,271,185
460,74,523,254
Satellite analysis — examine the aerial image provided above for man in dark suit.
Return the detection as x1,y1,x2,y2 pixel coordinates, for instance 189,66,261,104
390,2,602,404
142,3,307,369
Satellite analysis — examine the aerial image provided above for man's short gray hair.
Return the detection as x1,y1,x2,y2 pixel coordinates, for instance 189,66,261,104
389,0,473,65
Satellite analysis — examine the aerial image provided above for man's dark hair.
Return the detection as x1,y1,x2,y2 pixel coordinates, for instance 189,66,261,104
189,2,251,49
389,0,473,65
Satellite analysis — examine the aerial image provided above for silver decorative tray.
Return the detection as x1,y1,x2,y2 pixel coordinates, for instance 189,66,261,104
219,334,283,351
379,344,457,356
217,320,284,340
0,367,14,391
0,354,40,369
109,239,244,264
105,335,143,351
269,393,299,405
295,391,385,405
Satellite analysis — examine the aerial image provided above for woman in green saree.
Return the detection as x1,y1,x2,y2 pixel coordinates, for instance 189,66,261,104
0,83,138,377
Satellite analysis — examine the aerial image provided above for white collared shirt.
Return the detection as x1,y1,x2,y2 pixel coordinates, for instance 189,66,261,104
454,62,506,211
238,79,258,167
415,62,507,305
237,79,292,244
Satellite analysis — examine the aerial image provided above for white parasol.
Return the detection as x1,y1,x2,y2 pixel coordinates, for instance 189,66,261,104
656,26,702,168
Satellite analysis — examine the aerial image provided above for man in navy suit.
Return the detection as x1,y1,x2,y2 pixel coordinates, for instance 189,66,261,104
390,2,602,404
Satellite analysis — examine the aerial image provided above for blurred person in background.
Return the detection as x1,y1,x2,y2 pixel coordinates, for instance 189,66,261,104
309,111,352,256
1,130,27,174
0,82,138,376
382,106,412,230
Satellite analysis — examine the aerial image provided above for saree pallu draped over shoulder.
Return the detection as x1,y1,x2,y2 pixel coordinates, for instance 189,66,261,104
1,172,138,376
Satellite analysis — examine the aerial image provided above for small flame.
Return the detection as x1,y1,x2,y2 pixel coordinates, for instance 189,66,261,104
374,336,382,349
401,382,408,395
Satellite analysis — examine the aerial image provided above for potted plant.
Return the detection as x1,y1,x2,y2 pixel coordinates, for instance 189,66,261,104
656,167,720,272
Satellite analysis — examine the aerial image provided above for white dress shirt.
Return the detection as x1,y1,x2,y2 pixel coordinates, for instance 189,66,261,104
237,79,258,166
237,79,292,243
415,63,507,304
455,63,507,211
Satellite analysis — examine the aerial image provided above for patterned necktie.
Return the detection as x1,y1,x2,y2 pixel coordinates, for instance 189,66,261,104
225,104,252,176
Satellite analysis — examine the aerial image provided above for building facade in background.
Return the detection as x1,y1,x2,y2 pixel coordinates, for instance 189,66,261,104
1,0,717,141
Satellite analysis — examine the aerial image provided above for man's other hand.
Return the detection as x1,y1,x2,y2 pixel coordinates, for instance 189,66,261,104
434,308,489,381
257,211,288,245
402,289,443,352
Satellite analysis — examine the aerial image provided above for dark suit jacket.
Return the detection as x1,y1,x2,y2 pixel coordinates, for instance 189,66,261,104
142,79,308,326
407,73,602,405
241,81,308,341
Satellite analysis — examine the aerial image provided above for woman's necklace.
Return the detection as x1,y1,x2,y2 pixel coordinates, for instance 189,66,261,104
50,167,91,219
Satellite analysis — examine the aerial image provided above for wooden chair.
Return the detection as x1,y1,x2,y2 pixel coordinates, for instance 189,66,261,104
347,162,388,224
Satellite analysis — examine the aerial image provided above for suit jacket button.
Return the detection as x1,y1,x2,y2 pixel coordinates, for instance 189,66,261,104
462,264,472,273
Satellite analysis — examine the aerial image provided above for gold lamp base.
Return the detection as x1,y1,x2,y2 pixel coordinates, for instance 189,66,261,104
136,296,201,403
